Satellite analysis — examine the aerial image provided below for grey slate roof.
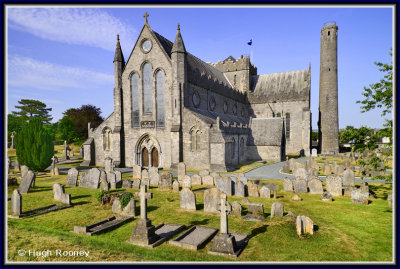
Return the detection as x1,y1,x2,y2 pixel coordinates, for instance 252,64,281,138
249,69,310,103
153,31,173,57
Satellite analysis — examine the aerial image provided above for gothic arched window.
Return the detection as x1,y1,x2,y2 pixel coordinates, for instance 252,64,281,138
143,63,152,114
190,130,196,151
231,138,235,159
196,130,201,150
131,73,140,127
277,112,281,118
286,113,290,139
240,137,245,157
156,70,165,126
103,128,112,151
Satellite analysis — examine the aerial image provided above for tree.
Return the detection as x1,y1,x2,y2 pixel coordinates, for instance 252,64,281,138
311,131,318,141
12,99,53,124
15,118,54,172
63,104,104,141
7,114,25,142
356,48,392,117
57,116,76,143
339,126,376,152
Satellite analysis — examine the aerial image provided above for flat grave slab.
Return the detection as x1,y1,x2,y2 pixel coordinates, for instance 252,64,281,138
8,203,72,219
169,225,218,250
127,223,186,248
71,216,134,236
208,232,250,258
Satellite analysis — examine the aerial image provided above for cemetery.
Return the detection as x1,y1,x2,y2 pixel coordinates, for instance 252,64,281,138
7,144,393,262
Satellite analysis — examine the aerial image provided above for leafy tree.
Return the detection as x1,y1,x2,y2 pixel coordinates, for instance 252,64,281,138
15,118,54,172
339,126,376,152
57,116,76,143
12,99,53,124
63,104,104,141
311,131,318,141
356,48,392,117
7,114,25,142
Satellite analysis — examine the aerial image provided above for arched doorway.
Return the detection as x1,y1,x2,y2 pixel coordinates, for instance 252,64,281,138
142,148,149,167
151,148,159,167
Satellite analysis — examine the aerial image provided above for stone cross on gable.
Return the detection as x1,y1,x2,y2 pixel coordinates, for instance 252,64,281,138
134,184,153,220
143,12,149,25
217,193,232,234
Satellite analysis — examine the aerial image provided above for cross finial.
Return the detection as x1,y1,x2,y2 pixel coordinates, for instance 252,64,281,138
177,23,180,31
117,34,120,41
144,12,149,25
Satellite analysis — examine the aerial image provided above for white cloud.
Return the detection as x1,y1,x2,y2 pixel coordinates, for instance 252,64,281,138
8,55,113,91
7,8,136,51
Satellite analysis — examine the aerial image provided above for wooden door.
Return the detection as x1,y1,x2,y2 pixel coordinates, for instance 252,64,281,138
142,148,149,167
151,148,159,167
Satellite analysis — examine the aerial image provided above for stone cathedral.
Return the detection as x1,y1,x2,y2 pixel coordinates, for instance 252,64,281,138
81,15,313,171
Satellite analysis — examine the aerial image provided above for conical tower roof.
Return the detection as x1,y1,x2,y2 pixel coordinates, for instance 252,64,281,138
171,24,186,53
114,34,125,63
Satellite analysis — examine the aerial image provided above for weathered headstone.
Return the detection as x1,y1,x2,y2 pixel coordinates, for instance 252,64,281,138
234,181,245,197
199,170,210,177
178,162,186,182
191,174,202,185
270,202,284,218
238,177,248,185
292,194,302,201
172,180,179,192
242,202,264,221
149,167,159,186
100,177,109,191
351,189,369,205
388,194,392,207
202,175,214,185
105,157,113,174
21,165,29,178
283,177,294,192
63,140,70,160
204,188,221,213
53,183,71,205
122,180,132,189
294,167,308,181
343,169,355,187
122,198,136,216
282,160,290,172
180,188,196,210
141,169,149,186
247,181,259,197
294,178,307,193
79,168,100,189
288,158,297,171
112,199,122,213
326,175,342,196
321,191,332,202
308,178,323,194
11,189,21,217
231,201,242,216
259,186,271,198
334,164,344,176
311,148,317,157
158,172,172,191
19,170,35,194
115,171,122,187
323,163,332,176
217,176,233,196
296,215,314,236
79,146,83,158
14,159,20,172
132,164,142,180
132,179,141,189
66,168,79,187
182,175,192,189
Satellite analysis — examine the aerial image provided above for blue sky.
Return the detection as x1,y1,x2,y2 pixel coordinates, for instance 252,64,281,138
6,6,393,129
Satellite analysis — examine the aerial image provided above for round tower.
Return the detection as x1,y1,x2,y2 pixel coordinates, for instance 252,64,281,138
318,22,339,155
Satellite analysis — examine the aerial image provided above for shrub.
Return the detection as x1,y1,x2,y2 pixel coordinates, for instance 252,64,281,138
96,190,109,203
15,118,54,172
119,192,133,209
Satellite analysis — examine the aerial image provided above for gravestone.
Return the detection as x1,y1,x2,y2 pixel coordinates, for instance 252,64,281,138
270,202,284,218
107,172,117,189
231,201,242,216
132,164,142,179
326,175,342,196
19,170,35,194
158,172,172,191
321,191,332,202
259,186,271,198
296,215,314,236
292,194,302,201
180,188,196,210
191,174,202,185
14,160,20,172
308,178,323,194
199,170,210,177
112,199,122,213
21,165,29,178
351,189,369,205
323,163,332,176
172,180,179,192
178,162,186,182
141,169,149,186
122,198,136,216
293,178,307,193
388,194,392,207
311,148,317,157
70,150,74,157
202,175,214,185
247,181,259,197
182,175,192,189
234,181,245,197
132,179,141,189
79,146,83,158
11,189,21,217
63,140,70,160
282,160,290,172
115,171,122,187
204,188,221,213
79,168,100,189
289,158,297,171
10,131,15,149
100,177,109,191
122,180,132,189
217,176,233,196
66,168,79,187
149,167,159,186
105,157,113,174
53,183,71,205
283,178,294,192
343,169,355,187
335,165,344,176
294,167,308,181
238,177,248,185
242,202,264,221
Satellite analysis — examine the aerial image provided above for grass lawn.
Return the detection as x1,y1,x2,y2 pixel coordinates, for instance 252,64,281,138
6,172,393,262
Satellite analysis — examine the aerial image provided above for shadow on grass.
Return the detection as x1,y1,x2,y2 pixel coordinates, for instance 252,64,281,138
250,225,268,238
369,184,392,199
189,219,210,226
29,187,52,193
384,209,392,213
71,195,91,200
314,224,319,232
197,203,204,211
148,205,159,213
72,201,90,206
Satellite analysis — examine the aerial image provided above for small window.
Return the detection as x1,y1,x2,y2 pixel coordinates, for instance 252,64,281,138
329,68,331,71
328,31,330,36
234,74,237,86
277,112,281,118
285,113,290,139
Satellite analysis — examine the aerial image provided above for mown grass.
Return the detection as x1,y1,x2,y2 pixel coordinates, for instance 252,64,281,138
6,171,393,262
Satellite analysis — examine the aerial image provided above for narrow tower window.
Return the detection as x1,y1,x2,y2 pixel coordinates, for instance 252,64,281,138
285,113,290,139
328,31,330,36
234,74,237,86
156,70,165,126
143,63,152,114
131,73,140,127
